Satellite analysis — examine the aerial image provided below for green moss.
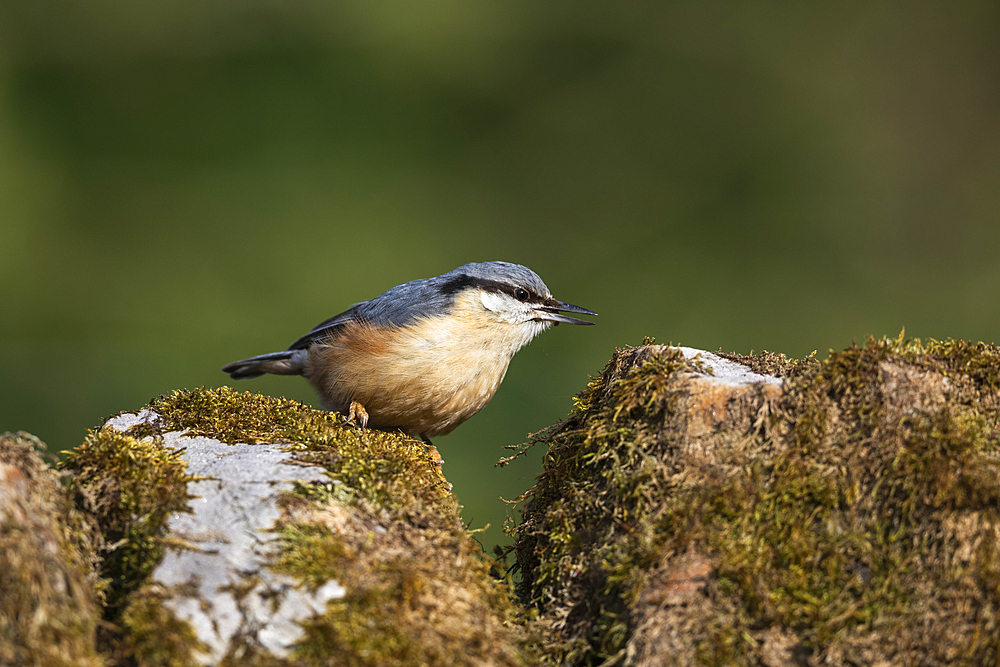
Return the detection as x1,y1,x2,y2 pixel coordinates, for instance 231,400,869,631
513,343,699,663
117,583,209,667
59,396,254,666
297,592,419,666
684,338,1000,662
60,427,195,615
514,335,1000,665
273,522,349,590
147,386,453,517
145,386,345,445
54,385,543,666
275,510,536,667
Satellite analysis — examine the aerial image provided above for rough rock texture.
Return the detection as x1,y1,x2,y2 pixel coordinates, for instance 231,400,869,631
58,388,537,667
0,432,103,667
513,338,1000,666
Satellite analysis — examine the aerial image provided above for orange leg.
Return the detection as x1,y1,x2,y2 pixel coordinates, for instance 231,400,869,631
347,401,369,429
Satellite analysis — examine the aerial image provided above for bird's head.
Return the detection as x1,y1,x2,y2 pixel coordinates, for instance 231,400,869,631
439,261,596,335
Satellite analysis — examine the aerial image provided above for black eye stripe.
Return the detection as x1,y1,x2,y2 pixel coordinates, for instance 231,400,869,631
439,275,547,304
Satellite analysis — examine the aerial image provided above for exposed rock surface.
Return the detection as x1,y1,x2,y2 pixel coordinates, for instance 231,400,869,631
105,415,340,663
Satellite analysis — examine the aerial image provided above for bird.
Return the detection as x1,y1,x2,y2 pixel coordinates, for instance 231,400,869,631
222,261,596,443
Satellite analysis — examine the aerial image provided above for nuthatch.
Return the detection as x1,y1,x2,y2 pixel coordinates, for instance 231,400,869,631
222,261,596,442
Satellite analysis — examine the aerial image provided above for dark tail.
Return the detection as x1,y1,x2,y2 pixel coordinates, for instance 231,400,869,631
222,350,308,380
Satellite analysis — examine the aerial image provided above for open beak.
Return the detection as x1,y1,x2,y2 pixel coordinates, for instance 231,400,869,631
535,300,597,326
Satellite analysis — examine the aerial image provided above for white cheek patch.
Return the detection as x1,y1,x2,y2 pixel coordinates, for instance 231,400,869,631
480,291,509,314
479,291,529,324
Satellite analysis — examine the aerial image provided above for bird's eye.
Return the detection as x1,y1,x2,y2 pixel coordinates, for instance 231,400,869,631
514,287,529,302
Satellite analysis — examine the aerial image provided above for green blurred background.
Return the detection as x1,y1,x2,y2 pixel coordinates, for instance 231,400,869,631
2,2,999,551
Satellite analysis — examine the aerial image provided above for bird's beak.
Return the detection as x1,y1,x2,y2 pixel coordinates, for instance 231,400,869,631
535,300,598,326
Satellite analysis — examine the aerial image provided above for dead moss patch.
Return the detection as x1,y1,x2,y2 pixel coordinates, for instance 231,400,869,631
0,432,104,667
715,349,814,378
513,336,1000,665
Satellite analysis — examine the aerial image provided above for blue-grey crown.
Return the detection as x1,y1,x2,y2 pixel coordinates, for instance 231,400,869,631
445,261,551,298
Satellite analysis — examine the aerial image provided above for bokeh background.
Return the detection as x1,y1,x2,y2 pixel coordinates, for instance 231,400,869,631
2,2,999,552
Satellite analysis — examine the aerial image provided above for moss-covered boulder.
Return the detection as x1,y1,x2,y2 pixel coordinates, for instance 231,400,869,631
11,334,1000,666
513,337,1000,666
58,388,537,667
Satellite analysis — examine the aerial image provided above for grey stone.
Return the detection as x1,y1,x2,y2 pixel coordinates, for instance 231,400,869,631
677,346,783,387
107,414,344,664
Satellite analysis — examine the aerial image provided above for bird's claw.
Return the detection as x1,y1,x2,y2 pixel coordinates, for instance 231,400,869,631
347,401,369,429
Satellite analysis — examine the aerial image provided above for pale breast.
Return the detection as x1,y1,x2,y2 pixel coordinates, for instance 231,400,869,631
305,312,527,437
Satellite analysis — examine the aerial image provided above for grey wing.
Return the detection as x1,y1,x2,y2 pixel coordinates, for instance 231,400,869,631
354,277,452,323
287,276,454,351
287,306,362,350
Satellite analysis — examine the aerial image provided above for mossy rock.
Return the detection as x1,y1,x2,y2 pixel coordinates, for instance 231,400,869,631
13,333,1000,666
513,336,1000,666
58,388,538,667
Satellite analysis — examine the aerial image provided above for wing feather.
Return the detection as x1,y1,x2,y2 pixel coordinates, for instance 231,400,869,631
287,308,361,350
286,277,455,350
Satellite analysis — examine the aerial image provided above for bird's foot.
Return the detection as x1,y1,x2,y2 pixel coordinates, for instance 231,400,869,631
420,435,444,466
346,401,369,429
